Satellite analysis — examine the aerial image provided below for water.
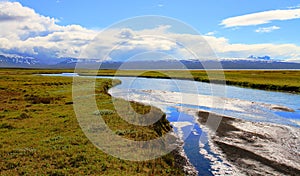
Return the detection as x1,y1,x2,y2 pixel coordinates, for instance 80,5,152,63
104,76,300,126
108,76,300,110
42,74,300,175
167,107,221,175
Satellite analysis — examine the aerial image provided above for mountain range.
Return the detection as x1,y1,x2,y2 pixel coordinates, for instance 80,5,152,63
1,54,300,70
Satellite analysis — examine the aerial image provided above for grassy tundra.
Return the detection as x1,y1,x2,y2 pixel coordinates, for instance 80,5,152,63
0,69,184,175
1,68,299,175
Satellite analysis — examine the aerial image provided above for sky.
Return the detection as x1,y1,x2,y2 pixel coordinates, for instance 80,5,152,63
1,0,300,62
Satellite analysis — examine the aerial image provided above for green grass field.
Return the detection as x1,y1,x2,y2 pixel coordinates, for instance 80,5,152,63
91,70,300,93
0,69,184,175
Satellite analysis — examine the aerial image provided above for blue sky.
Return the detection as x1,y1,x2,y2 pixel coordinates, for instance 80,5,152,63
13,0,300,44
1,0,300,62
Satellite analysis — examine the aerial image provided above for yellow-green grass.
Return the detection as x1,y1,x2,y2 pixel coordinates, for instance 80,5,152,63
0,69,184,175
4,68,299,93
91,70,300,93
0,68,74,75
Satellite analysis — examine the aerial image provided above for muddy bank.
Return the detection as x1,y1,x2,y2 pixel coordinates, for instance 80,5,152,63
171,144,198,176
198,110,300,176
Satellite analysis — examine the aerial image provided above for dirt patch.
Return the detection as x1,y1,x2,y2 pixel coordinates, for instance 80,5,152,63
198,110,300,176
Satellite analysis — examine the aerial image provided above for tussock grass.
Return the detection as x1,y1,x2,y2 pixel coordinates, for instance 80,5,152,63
0,69,184,175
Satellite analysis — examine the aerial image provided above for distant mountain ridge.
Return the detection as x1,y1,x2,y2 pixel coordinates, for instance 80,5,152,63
1,54,300,69
0,55,40,67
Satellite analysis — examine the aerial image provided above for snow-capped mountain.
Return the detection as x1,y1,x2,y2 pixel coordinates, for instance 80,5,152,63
248,55,271,61
1,54,300,69
0,55,40,67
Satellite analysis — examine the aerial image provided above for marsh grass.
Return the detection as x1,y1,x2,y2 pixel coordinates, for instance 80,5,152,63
2,68,298,174
0,69,183,175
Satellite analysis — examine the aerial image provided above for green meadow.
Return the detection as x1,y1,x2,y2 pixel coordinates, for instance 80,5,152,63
1,68,299,175
0,69,183,175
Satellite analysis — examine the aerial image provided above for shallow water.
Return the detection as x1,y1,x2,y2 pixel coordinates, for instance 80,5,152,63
106,76,300,127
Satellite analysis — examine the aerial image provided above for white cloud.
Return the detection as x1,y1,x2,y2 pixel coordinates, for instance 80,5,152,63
80,27,181,60
285,58,300,63
221,8,300,27
1,1,300,62
0,1,97,59
204,31,216,36
255,26,280,33
209,40,300,61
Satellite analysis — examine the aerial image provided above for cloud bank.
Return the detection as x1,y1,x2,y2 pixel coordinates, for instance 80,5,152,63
0,1,97,59
221,8,300,28
1,1,300,62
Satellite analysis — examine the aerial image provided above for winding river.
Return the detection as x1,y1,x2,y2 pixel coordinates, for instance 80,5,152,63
44,73,300,175
107,76,300,175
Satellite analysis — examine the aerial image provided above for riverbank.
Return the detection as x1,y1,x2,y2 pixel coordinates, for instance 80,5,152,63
195,110,300,175
91,69,300,93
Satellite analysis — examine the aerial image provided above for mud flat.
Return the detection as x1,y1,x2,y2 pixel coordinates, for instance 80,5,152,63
197,110,300,176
